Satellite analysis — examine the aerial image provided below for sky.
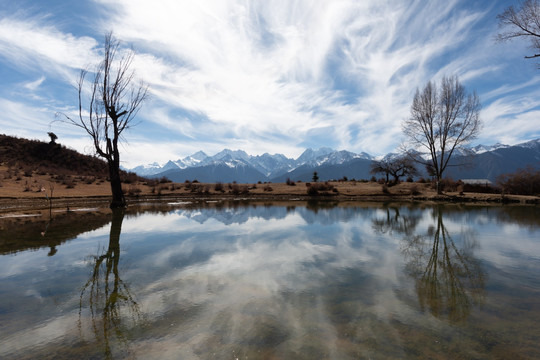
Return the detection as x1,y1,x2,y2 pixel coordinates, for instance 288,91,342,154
1,0,540,168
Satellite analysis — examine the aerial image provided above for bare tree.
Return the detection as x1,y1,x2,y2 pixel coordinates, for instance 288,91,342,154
497,0,540,62
60,32,148,208
403,76,481,194
370,156,418,185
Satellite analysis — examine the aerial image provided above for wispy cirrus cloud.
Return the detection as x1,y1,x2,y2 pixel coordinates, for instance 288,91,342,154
93,0,505,159
0,0,538,167
0,16,97,80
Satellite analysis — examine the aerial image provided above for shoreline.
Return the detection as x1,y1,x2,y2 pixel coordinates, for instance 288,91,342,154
1,190,538,215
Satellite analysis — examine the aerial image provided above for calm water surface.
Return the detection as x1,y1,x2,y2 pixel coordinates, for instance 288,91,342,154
1,201,539,359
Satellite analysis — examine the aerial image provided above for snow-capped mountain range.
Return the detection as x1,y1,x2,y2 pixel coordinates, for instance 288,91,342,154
129,147,373,177
127,138,540,183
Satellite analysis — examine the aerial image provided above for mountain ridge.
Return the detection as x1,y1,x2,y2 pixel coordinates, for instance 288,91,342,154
127,139,540,183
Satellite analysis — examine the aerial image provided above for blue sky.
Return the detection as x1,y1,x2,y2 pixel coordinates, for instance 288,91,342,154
1,0,539,168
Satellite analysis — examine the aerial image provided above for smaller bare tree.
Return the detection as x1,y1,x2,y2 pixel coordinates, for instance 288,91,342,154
59,32,148,208
497,0,540,63
370,156,418,185
403,76,481,194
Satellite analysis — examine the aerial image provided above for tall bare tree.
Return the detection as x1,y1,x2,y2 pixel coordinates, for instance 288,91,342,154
61,32,148,208
403,76,481,194
497,0,540,62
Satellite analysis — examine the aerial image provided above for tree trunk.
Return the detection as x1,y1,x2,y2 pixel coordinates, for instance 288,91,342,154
108,160,126,209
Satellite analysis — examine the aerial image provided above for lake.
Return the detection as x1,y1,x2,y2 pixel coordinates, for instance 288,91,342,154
1,201,539,359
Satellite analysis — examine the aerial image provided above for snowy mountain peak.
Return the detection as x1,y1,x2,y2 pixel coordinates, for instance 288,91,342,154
213,149,250,161
472,143,509,154
188,151,208,160
516,138,540,149
128,147,379,177
296,147,335,165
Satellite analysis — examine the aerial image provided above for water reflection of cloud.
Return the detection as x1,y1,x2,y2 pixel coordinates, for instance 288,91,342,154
124,210,409,357
2,204,539,358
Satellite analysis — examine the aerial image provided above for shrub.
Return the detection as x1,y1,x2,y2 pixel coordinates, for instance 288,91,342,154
121,171,141,184
410,184,421,195
307,185,319,195
126,186,142,196
306,182,335,195
439,178,460,192
231,184,249,195
159,176,171,184
263,185,273,192
286,178,296,186
190,183,202,193
497,167,540,195
62,177,76,188
214,182,224,192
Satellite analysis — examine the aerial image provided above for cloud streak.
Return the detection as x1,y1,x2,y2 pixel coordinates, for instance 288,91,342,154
0,1,538,166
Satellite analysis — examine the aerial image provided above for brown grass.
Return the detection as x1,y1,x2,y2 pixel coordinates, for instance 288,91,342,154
1,166,538,206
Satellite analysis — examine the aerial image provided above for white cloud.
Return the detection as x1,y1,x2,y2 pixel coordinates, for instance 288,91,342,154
23,76,46,91
0,0,538,167
0,16,97,80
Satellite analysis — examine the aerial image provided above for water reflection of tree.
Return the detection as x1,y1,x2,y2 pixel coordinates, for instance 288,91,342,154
373,205,486,322
403,207,486,322
371,206,421,237
79,209,143,359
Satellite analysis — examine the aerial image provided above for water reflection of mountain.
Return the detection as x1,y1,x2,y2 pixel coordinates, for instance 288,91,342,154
175,201,381,225
175,201,540,229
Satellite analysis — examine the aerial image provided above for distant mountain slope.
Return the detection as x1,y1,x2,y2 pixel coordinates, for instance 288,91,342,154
155,163,267,183
447,139,540,181
271,158,373,182
147,147,370,183
0,134,148,183
131,138,540,183
0,134,109,176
